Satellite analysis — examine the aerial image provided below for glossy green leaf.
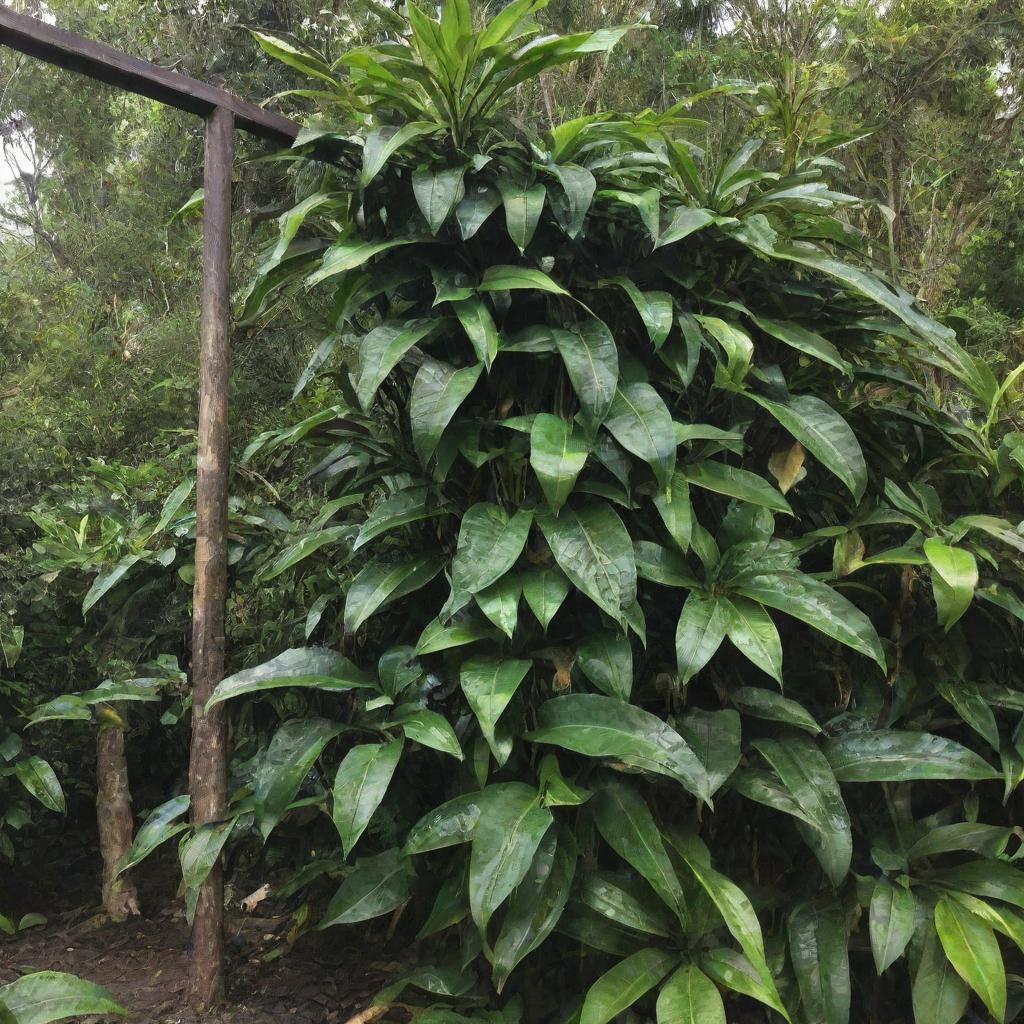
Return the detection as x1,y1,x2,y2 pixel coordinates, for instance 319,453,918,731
180,819,233,892
870,878,915,973
724,597,783,684
499,181,546,252
332,739,404,857
452,503,533,595
752,316,847,373
530,414,589,513
538,503,636,623
356,319,445,411
14,757,65,814
355,488,440,550
413,165,465,234
684,461,792,515
934,896,1006,1022
361,121,435,185
730,687,820,734
405,791,491,854
635,541,700,588
656,964,726,1024
678,708,741,798
528,694,710,802
550,163,596,238
591,778,687,921
453,296,500,367
653,474,692,551
605,276,673,347
553,321,619,432
82,553,141,614
912,920,970,1024
457,184,502,239
394,708,464,760
461,657,531,762
469,782,553,936
344,554,445,633
208,648,372,708
320,848,416,926
923,539,978,631
752,736,851,885
521,569,571,630
655,206,716,249
255,718,342,840
307,238,416,287
492,824,576,991
578,870,676,937
478,265,567,294
678,850,788,1019
580,948,678,1024
411,358,484,465
474,575,522,639
0,972,127,1024
118,795,190,875
749,394,866,501
787,899,850,1024
733,571,885,668
577,629,632,701
604,383,676,487
262,525,351,579
824,731,998,782
415,616,499,655
676,592,728,685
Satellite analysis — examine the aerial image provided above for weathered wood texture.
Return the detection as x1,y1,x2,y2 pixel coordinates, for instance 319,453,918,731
0,6,298,142
187,104,234,1010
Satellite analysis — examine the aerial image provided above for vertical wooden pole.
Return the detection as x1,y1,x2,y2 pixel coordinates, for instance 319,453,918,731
188,103,234,1011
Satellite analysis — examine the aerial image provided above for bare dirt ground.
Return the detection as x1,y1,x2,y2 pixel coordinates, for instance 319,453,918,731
0,835,402,1023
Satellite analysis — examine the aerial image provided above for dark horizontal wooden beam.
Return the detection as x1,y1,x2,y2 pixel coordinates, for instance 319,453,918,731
0,6,299,143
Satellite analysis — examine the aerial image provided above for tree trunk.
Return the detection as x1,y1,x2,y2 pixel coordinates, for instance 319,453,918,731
187,103,234,1012
96,725,139,922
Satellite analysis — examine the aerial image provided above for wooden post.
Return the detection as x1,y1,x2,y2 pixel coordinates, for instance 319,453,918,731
188,103,234,1010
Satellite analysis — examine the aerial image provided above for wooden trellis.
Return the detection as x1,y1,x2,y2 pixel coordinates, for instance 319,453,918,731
0,7,299,1009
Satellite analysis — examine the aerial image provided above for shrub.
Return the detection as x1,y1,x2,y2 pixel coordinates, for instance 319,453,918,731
209,3,1024,1021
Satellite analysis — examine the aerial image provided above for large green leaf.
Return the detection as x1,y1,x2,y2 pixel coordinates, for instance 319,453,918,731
492,824,576,991
461,657,532,762
0,972,126,1024
405,791,491,854
521,569,571,630
730,687,820,735
912,920,970,1024
752,737,851,885
261,525,352,580
356,319,444,410
683,461,792,515
538,503,636,623
410,358,483,464
656,964,726,1024
468,782,553,936
452,296,500,367
413,165,466,234
393,708,464,760
591,778,687,921
824,731,998,782
578,870,676,937
475,575,522,639
604,383,676,488
307,238,416,287
180,819,233,894
478,265,567,294
923,539,978,631
655,206,716,249
355,488,441,550
255,718,342,840
208,648,373,708
553,322,619,432
549,163,596,238
934,896,1006,1022
320,848,416,926
499,181,546,252
677,849,789,1020
751,316,847,372
653,474,692,551
732,571,885,668
723,597,782,684
530,414,589,513
677,708,741,798
605,276,673,347
118,794,190,875
361,121,435,185
332,739,404,857
870,878,915,974
749,394,867,501
452,503,533,595
580,948,678,1024
14,757,65,814
675,592,728,685
344,554,445,632
787,899,850,1024
577,629,632,701
527,694,710,802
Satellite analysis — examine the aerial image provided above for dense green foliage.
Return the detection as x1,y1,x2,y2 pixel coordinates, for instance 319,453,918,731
1,0,1023,1022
